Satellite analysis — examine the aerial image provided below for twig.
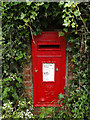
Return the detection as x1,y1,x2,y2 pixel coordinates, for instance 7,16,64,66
78,33,84,89
13,93,24,109
27,23,36,45
64,28,87,34
84,31,87,53
76,5,89,32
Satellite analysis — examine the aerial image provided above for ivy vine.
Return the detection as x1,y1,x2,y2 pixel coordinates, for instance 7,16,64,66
1,1,90,119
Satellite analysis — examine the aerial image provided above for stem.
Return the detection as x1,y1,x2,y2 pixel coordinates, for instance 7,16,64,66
76,5,89,32
13,93,24,110
27,23,36,45
79,33,84,89
10,32,12,71
84,31,87,53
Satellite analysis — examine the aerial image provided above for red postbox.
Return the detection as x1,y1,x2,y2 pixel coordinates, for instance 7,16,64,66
32,31,66,107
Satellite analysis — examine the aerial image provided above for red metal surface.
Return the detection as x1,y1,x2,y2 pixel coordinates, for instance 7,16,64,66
32,31,66,107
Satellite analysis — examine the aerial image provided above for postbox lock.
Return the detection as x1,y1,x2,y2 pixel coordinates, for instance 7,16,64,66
56,68,58,71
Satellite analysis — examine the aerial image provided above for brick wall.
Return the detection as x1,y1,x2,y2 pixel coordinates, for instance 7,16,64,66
22,43,33,98
67,52,74,88
23,62,32,98
22,41,73,113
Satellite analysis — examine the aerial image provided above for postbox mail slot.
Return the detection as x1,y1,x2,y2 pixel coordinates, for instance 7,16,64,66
38,42,60,50
39,45,60,49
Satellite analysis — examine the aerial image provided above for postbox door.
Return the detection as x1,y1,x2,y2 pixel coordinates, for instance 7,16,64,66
32,32,66,107
34,56,64,106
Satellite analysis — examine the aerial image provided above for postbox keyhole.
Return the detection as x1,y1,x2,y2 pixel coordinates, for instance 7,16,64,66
56,68,58,71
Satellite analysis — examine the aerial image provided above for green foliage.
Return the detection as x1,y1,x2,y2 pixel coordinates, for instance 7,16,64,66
58,93,64,101
58,31,64,37
2,1,90,119
2,99,34,119
39,107,53,119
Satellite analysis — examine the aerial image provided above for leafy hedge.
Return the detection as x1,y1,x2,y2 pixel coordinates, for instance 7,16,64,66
2,1,90,119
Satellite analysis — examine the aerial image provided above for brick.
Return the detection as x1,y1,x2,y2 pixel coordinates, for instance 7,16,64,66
23,69,30,75
23,75,32,81
23,82,32,88
27,89,32,98
33,108,42,115
68,71,73,76
23,81,31,83
23,64,30,69
24,68,30,70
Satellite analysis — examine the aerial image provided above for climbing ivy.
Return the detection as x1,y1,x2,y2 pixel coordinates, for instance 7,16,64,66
2,1,90,119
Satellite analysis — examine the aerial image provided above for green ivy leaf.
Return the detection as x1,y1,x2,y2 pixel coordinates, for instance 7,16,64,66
35,2,44,6
60,1,64,5
63,22,69,27
46,108,52,114
66,45,72,52
2,87,10,99
71,22,76,28
26,2,32,6
16,78,22,83
32,31,37,36
74,10,81,17
2,91,7,99
23,18,29,23
59,32,64,37
62,14,65,18
69,37,74,42
16,82,21,88
12,92,19,100
15,54,23,61
21,12,25,19
83,18,87,23
39,113,44,118
58,93,64,100
3,78,12,81
44,4,49,9
63,28,68,32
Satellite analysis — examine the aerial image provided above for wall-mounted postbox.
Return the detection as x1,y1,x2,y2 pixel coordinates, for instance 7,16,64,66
32,31,66,107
